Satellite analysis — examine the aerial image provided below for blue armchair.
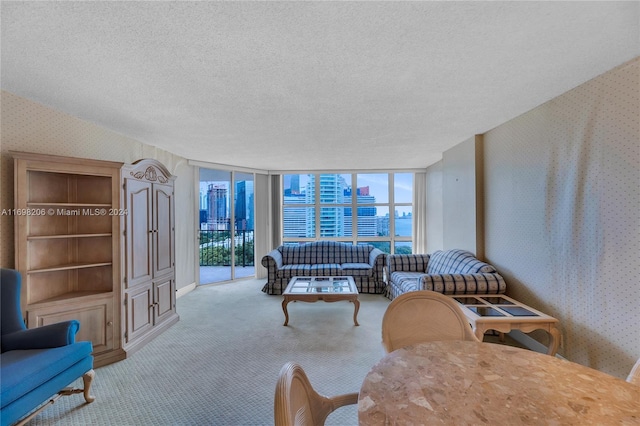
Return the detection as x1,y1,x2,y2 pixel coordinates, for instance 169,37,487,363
1,268,95,426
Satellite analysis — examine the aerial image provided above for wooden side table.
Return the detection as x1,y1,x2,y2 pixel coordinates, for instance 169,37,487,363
449,294,561,355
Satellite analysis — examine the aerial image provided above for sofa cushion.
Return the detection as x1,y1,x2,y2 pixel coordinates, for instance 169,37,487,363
281,242,339,265
281,245,310,265
341,263,373,277
1,342,92,408
388,254,430,273
427,250,495,274
345,245,372,264
279,264,313,278
309,264,342,276
390,271,422,293
420,273,505,294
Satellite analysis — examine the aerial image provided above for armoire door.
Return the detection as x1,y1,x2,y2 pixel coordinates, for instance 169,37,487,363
153,183,174,278
125,179,153,289
124,282,153,344
154,276,176,326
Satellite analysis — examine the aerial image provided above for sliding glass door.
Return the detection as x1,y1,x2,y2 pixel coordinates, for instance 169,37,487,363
198,168,255,284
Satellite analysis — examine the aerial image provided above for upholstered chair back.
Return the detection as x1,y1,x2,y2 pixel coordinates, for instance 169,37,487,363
1,268,27,341
382,290,480,353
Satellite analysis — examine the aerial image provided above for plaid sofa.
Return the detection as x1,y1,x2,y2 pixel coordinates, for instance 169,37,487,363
261,241,386,295
386,249,506,300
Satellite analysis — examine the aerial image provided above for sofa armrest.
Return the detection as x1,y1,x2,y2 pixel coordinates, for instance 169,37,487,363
261,248,284,269
387,254,430,274
419,273,507,295
368,248,385,266
368,248,386,280
2,320,80,352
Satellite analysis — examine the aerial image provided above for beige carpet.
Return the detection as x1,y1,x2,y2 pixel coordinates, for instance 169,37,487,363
26,279,393,425
26,279,525,426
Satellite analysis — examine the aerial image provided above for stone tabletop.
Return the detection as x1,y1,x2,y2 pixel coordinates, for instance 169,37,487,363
358,340,639,425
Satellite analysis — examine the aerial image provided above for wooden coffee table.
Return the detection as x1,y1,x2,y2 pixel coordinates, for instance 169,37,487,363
449,294,561,355
282,276,360,326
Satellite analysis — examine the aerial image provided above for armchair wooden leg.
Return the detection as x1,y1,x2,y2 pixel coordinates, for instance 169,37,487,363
14,370,95,426
83,369,96,403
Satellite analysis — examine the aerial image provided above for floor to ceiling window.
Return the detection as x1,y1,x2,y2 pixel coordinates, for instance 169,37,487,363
199,168,255,284
392,173,413,254
282,172,414,253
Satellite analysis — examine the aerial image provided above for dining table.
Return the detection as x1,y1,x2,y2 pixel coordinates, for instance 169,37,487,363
358,340,639,425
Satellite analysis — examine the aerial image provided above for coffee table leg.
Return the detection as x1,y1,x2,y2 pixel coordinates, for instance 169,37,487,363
282,299,290,326
352,299,360,326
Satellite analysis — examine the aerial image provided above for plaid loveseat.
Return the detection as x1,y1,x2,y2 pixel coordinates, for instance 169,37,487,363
261,241,386,295
386,249,506,300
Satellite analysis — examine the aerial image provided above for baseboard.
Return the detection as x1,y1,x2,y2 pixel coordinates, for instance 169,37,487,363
94,348,126,368
123,314,180,357
176,282,196,298
508,330,566,359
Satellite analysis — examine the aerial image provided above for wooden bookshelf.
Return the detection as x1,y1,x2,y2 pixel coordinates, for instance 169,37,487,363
13,151,126,367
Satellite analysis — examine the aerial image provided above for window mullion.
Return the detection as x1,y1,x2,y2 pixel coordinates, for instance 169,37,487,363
315,174,320,239
350,173,357,244
388,173,394,253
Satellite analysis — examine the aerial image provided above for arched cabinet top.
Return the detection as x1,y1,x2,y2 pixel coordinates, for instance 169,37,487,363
122,159,175,184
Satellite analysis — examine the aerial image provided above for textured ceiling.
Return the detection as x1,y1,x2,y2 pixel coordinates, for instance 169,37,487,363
1,1,638,171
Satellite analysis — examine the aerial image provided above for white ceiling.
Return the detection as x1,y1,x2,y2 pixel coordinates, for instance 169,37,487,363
1,1,638,172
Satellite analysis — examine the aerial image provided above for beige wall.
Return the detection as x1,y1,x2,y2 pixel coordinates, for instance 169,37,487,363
0,90,197,290
437,135,484,257
429,58,639,378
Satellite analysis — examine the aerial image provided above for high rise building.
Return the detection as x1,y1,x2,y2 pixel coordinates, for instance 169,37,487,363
207,184,228,230
290,175,300,194
234,180,254,230
344,186,377,236
305,174,345,237
283,194,308,237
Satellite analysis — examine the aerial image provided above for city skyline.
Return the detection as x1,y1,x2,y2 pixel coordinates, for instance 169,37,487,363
199,180,254,231
283,173,412,239
198,173,412,239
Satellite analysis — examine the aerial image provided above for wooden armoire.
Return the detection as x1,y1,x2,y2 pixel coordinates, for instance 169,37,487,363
120,159,179,354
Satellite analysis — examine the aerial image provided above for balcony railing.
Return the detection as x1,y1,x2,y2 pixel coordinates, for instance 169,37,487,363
199,229,255,267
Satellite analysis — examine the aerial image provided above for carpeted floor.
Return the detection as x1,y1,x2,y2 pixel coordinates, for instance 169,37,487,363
26,279,393,426
25,279,525,426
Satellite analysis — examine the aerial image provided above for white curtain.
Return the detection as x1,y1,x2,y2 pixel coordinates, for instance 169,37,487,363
253,173,270,279
412,172,428,254
270,174,282,249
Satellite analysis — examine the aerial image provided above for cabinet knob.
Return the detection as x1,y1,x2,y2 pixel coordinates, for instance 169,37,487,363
107,321,113,326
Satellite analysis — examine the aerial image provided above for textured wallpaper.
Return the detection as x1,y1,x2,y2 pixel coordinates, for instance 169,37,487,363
0,91,196,288
483,58,639,378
